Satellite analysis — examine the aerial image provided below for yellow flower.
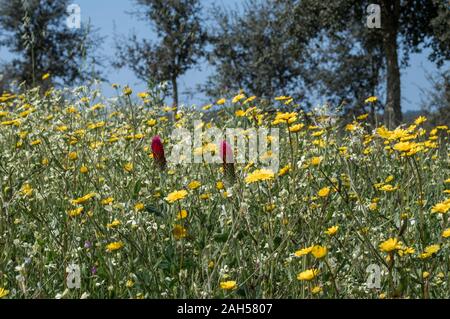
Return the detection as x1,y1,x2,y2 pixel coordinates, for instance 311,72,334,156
68,151,78,161
134,202,145,211
101,197,114,205
200,193,211,200
216,181,224,190
80,166,88,173
126,279,135,288
42,73,50,80
106,241,124,252
71,192,96,205
357,113,369,120
0,287,9,298
289,124,304,133
216,98,226,105
245,169,275,184
379,184,398,192
311,286,323,294
310,156,322,166
318,187,331,197
235,110,246,117
166,190,188,203
30,139,41,146
188,180,201,190
414,116,427,125
124,163,133,172
173,224,187,240
232,93,245,103
220,280,237,290
294,246,313,257
420,244,440,259
325,225,339,236
365,96,378,103
146,119,157,127
379,238,401,253
431,201,450,214
123,86,132,96
393,141,415,152
278,164,291,177
137,92,149,99
442,228,450,238
177,209,188,220
68,207,83,217
21,183,33,197
275,95,291,101
311,245,327,259
202,104,212,111
297,268,319,281
107,219,121,228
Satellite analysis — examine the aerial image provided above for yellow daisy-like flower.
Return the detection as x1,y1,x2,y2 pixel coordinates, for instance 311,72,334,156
311,245,327,259
245,169,275,184
216,181,224,190
297,268,319,281
278,164,291,177
232,93,245,103
419,244,440,259
431,201,450,214
414,116,427,125
216,98,226,105
442,228,450,238
310,156,322,166
101,197,114,205
177,209,188,220
21,183,33,197
294,246,313,257
311,286,323,294
134,202,145,212
220,280,237,290
379,238,401,253
325,225,339,236
124,162,133,172
107,219,121,228
289,124,304,133
166,190,188,203
364,96,378,103
379,184,398,192
0,287,9,298
106,241,124,252
318,187,331,197
68,207,83,217
80,165,88,173
71,192,96,205
188,180,201,190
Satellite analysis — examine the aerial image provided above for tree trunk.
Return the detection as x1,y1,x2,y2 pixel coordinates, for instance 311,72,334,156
382,0,402,128
172,76,178,115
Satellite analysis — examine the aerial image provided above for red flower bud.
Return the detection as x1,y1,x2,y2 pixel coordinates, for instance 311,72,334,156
219,140,235,183
151,135,166,169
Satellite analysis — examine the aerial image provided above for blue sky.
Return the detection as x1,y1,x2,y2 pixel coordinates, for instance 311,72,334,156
1,0,446,111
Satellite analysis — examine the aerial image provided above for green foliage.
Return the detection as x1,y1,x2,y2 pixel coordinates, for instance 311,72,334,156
0,0,101,91
113,0,207,107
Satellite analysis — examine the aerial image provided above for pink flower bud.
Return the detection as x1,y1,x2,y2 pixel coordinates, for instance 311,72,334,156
151,135,166,169
220,140,234,164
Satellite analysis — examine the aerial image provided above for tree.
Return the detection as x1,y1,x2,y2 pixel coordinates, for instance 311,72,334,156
0,0,100,91
204,0,307,101
291,0,450,127
114,0,207,111
421,69,450,126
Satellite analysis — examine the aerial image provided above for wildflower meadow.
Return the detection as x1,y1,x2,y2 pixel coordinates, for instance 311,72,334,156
0,85,449,299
